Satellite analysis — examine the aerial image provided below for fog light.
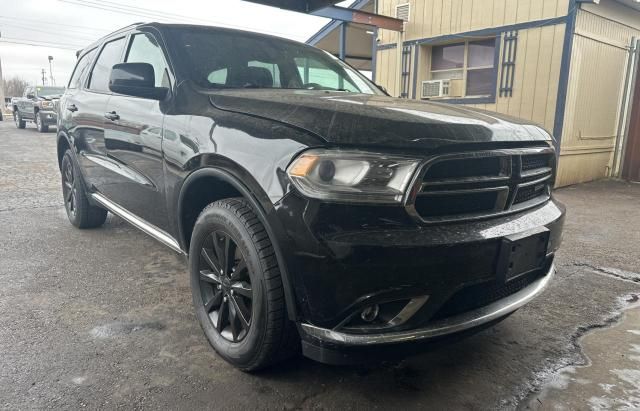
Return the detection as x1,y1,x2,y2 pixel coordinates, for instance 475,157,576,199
360,304,379,322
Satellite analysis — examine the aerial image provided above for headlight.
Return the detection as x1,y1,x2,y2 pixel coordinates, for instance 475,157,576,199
40,101,53,108
287,149,421,203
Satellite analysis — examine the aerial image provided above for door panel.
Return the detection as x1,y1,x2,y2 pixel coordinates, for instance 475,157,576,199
67,36,127,194
102,96,168,230
62,90,111,190
98,30,173,230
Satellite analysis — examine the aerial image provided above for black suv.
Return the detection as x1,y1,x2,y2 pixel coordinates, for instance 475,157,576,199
57,23,565,370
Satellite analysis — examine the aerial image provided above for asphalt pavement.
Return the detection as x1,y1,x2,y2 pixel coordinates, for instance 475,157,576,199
1,119,639,410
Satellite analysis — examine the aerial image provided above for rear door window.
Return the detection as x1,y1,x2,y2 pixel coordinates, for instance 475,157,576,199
68,48,98,89
88,37,126,93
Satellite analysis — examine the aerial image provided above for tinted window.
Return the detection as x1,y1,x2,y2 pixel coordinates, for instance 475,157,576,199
170,28,381,94
207,68,227,85
89,37,126,92
68,48,97,89
125,33,170,88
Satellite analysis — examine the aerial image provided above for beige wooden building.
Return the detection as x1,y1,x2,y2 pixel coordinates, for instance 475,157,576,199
309,0,640,186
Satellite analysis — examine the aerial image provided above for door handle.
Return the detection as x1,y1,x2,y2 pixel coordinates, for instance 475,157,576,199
67,104,78,112
104,111,119,121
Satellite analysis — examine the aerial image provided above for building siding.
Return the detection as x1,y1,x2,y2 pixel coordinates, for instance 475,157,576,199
373,0,640,186
376,0,568,134
377,0,568,43
556,1,640,186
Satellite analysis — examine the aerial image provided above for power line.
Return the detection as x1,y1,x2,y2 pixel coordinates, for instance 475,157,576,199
0,16,110,35
0,38,83,51
0,21,98,42
57,0,301,39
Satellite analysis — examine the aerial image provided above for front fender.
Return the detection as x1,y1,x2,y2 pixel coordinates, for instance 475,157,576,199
176,165,300,321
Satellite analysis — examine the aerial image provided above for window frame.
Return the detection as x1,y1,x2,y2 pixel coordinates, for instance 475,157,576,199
429,37,499,101
68,47,98,90
86,36,128,95
124,30,174,92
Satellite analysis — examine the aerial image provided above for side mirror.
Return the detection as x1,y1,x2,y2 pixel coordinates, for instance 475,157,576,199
27,93,35,99
109,63,168,100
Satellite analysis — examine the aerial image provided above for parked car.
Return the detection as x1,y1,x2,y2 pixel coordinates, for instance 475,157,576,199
13,85,65,132
57,23,565,371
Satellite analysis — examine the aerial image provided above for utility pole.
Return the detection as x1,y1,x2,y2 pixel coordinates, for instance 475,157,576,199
41,69,46,86
48,56,55,85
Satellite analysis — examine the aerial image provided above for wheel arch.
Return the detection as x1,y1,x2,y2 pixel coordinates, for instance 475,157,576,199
56,131,71,170
177,167,299,321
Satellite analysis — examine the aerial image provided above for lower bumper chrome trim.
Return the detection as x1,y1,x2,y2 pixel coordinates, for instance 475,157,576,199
91,192,184,255
301,263,555,346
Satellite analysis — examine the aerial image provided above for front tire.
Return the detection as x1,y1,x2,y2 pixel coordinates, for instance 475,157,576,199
189,198,298,371
36,112,49,133
61,150,107,228
14,111,25,129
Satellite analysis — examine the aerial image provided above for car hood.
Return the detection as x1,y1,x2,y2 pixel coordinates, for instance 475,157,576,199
208,90,552,151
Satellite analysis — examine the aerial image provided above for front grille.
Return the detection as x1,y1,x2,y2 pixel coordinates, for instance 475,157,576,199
409,148,554,222
431,267,546,321
513,180,548,205
414,190,502,217
522,154,550,171
424,157,504,181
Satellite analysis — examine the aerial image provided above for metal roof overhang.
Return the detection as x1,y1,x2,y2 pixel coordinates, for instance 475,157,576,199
243,0,342,12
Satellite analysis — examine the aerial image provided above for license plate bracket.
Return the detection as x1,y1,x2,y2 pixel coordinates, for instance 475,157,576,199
497,227,550,282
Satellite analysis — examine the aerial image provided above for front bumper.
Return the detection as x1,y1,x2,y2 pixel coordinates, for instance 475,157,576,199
274,192,564,362
302,262,554,346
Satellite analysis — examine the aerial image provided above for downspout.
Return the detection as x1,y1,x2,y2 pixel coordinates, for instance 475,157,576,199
552,0,579,151
396,22,405,97
613,37,640,177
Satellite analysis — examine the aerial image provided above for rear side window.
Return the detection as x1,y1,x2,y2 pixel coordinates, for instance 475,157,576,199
125,33,170,88
88,37,126,92
68,48,97,89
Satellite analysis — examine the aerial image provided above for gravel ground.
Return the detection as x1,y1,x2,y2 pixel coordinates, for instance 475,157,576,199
0,120,639,410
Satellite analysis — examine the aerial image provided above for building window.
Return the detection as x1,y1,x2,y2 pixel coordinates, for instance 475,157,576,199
430,38,496,98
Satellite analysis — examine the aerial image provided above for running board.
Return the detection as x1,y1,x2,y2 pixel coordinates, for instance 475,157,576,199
91,192,185,255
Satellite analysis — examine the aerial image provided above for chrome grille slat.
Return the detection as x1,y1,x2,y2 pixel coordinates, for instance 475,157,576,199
405,147,555,223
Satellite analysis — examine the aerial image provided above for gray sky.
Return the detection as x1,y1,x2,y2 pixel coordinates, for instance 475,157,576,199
0,0,343,91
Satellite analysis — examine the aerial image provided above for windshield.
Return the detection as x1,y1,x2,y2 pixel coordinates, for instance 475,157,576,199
36,86,65,97
169,27,382,95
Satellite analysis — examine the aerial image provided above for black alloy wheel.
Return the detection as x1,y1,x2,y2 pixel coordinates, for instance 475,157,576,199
60,150,107,229
189,198,299,371
198,230,253,342
62,154,78,219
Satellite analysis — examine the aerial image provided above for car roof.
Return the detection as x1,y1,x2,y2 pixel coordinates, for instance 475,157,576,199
76,21,309,58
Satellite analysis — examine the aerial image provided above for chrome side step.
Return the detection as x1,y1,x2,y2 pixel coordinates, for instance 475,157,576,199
91,192,184,255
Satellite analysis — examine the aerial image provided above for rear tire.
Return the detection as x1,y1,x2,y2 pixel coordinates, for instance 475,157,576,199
61,150,107,228
36,112,49,133
14,111,25,129
189,198,299,371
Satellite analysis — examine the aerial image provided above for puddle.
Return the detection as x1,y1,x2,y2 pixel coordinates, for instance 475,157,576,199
526,301,640,409
89,321,165,339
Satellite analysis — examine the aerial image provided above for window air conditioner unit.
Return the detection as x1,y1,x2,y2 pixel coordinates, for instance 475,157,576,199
421,79,463,99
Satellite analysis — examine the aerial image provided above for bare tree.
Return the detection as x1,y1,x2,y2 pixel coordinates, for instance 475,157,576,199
3,77,30,98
